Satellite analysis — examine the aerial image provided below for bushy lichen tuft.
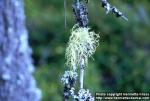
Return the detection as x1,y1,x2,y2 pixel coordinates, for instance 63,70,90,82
65,26,99,70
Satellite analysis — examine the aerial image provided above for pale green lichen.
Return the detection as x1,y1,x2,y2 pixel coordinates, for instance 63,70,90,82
65,26,100,70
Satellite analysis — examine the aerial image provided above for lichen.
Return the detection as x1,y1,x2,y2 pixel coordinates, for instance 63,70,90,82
65,25,99,70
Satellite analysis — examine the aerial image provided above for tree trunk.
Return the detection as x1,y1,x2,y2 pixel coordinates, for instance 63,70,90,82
0,0,41,101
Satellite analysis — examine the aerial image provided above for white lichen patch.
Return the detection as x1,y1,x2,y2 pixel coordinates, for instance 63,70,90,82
61,71,78,85
65,26,100,70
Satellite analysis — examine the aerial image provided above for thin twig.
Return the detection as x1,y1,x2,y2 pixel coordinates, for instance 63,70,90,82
80,59,84,89
64,0,67,28
101,0,128,21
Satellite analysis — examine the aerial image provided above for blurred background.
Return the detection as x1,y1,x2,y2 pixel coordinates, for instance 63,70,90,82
25,0,150,100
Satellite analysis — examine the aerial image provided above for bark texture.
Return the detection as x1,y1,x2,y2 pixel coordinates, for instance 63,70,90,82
0,0,41,101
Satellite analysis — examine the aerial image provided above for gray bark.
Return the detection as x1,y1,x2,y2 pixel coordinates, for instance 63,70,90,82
0,0,41,101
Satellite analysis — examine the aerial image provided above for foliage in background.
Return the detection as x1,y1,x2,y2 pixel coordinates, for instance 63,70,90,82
25,0,150,100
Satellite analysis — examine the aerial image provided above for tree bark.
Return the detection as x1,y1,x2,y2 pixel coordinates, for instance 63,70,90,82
0,0,41,101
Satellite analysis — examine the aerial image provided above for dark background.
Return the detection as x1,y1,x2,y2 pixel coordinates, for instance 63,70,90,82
25,0,150,100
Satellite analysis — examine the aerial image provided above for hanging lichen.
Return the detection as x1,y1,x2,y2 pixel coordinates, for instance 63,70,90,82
65,25,99,70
